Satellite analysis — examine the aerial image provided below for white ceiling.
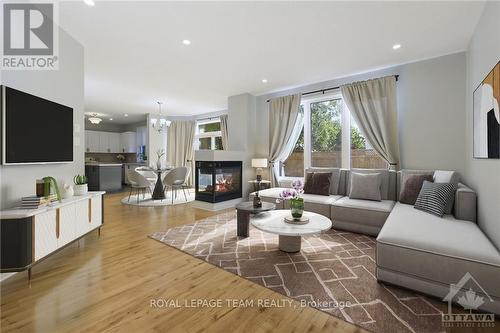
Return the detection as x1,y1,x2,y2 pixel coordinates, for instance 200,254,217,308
60,1,485,123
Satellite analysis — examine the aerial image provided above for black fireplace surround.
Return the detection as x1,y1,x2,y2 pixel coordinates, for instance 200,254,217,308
195,161,242,203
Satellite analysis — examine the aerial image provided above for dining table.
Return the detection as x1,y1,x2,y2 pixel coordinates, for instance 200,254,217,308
137,166,173,200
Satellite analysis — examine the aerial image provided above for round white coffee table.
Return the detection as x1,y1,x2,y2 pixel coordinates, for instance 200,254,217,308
250,210,332,252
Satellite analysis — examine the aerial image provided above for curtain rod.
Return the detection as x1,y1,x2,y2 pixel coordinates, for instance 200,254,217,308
266,74,399,103
196,115,223,122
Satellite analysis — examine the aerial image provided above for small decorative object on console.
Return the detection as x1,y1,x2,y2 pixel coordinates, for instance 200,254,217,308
42,176,62,202
61,183,74,199
73,174,88,196
276,180,304,220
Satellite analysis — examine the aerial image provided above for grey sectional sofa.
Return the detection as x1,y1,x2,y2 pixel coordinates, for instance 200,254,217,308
249,168,500,314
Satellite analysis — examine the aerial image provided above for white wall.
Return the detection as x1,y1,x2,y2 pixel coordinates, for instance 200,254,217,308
255,52,467,175
465,1,500,249
0,30,84,209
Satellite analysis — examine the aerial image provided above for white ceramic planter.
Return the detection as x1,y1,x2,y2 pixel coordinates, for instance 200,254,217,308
74,184,88,196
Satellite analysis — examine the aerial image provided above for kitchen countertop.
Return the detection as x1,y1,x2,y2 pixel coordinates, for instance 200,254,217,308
85,163,123,167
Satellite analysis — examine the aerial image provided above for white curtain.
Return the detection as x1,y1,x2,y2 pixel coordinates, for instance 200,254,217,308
167,120,196,186
268,94,302,186
341,76,400,170
220,114,229,150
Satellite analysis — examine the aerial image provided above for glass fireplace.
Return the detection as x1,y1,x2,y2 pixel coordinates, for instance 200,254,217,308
195,161,242,203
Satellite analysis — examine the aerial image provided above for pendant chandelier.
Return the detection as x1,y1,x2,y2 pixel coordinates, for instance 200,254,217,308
88,113,102,124
151,101,171,133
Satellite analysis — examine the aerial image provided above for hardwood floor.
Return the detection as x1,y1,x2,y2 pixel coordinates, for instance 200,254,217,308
1,191,497,333
1,190,364,333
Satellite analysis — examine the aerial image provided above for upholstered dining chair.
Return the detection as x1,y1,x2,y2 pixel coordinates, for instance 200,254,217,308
127,169,153,203
162,166,189,204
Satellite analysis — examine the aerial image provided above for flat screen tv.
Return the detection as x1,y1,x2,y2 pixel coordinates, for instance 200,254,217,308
2,86,73,164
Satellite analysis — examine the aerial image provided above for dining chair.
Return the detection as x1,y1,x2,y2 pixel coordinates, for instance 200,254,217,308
135,167,156,185
162,166,189,204
127,169,153,203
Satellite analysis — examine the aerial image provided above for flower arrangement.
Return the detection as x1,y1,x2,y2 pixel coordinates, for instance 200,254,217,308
277,180,305,220
116,154,125,161
276,179,304,202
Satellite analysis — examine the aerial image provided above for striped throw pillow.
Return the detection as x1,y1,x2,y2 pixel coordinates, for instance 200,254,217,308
414,181,456,217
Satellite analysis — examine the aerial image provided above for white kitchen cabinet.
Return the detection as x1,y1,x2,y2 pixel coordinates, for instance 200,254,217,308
98,132,109,153
85,131,100,153
58,204,76,247
34,210,58,261
120,132,137,153
109,133,121,153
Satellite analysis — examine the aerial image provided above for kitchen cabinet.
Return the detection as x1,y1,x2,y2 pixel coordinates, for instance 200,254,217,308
120,132,136,153
136,126,147,148
85,130,137,153
85,131,100,153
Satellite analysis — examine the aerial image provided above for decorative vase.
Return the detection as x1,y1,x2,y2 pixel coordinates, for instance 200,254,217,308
61,184,74,199
156,159,162,170
290,198,304,220
74,184,88,196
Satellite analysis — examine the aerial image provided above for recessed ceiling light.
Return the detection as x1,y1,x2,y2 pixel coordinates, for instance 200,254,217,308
182,40,191,45
262,79,268,83
109,118,113,121
83,0,95,6
392,44,401,50
124,113,129,117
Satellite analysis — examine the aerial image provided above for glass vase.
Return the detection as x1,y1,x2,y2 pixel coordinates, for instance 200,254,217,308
290,198,304,220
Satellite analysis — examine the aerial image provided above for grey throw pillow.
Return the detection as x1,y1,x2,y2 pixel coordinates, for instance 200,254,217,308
349,172,382,201
414,181,457,217
433,170,459,214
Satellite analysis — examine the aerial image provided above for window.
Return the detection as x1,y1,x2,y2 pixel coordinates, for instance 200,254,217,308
279,92,387,178
350,116,388,169
311,99,342,168
194,118,223,150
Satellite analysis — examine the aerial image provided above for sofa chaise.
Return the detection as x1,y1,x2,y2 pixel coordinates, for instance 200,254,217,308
249,168,500,314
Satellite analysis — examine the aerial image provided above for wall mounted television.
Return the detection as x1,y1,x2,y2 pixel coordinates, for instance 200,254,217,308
1,86,74,164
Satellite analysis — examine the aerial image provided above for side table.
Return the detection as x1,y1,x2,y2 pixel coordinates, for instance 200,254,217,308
235,201,275,237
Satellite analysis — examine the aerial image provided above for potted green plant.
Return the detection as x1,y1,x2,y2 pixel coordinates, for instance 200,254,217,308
73,174,88,196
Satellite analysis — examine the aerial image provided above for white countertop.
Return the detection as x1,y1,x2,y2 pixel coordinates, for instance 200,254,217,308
250,210,332,236
86,163,123,166
0,191,106,219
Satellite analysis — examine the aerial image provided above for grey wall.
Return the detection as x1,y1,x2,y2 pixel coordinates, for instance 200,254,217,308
0,30,84,209
465,1,500,249
255,52,467,175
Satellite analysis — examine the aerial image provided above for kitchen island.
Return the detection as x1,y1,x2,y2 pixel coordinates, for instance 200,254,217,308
85,163,123,192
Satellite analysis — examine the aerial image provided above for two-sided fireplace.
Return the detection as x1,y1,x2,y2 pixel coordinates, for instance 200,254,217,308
195,161,242,203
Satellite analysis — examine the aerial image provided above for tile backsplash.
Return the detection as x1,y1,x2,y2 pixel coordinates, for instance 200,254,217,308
85,153,138,163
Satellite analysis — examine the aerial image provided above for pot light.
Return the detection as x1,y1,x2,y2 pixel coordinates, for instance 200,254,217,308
182,40,191,45
262,79,268,83
109,118,113,121
392,44,401,50
88,114,102,124
83,0,95,6
124,113,129,117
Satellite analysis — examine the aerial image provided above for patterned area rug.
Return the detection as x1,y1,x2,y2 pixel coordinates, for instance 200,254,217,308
150,211,453,333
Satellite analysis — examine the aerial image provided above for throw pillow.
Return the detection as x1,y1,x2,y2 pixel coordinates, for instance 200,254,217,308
414,181,457,217
349,172,382,201
399,174,434,205
433,170,460,214
303,172,331,196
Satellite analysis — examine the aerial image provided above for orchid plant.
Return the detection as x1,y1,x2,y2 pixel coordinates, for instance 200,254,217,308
276,179,304,203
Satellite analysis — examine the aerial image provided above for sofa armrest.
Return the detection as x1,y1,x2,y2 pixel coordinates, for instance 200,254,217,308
454,183,477,223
